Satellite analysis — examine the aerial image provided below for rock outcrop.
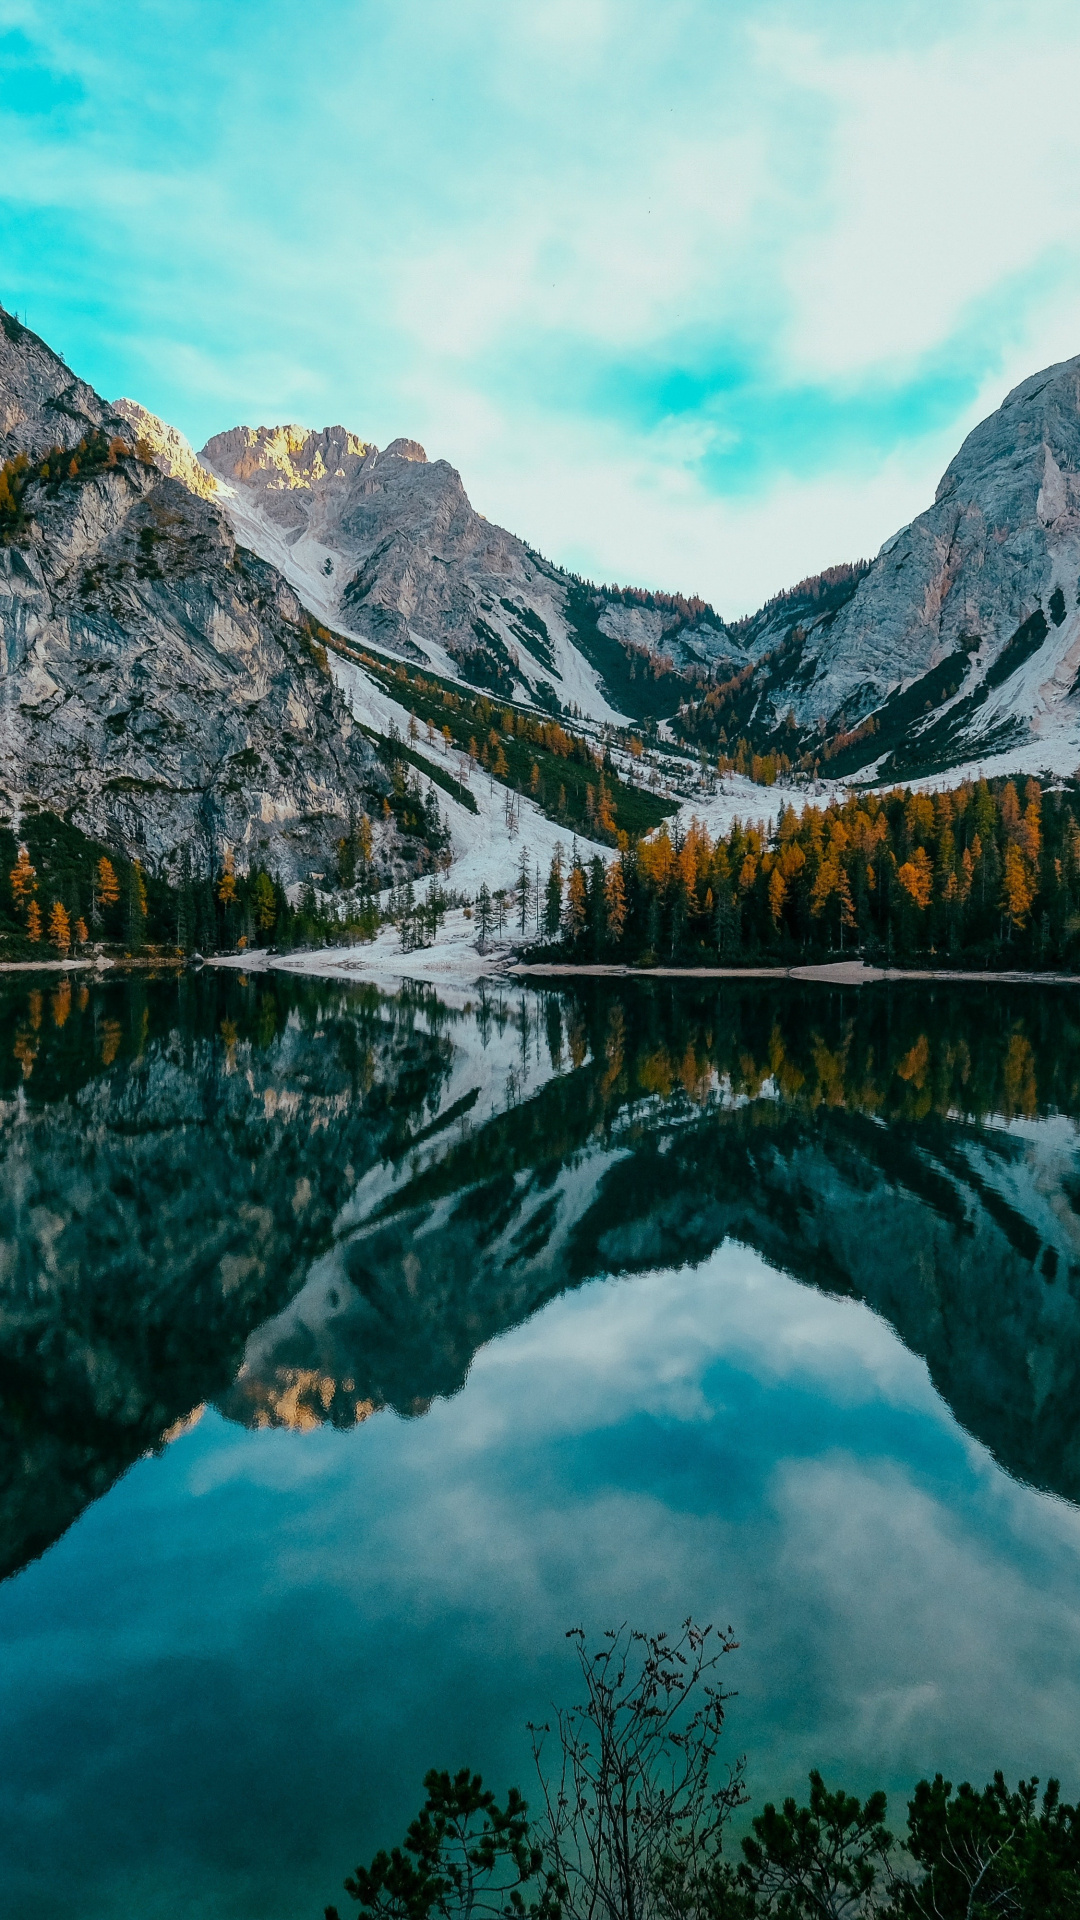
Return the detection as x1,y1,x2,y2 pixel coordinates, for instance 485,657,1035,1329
0,311,416,883
111,396,217,499
744,356,1080,773
0,310,125,461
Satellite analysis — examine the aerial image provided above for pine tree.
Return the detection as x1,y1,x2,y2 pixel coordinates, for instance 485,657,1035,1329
125,862,147,948
544,850,563,938
604,860,627,943
516,846,532,936
567,864,587,941
476,882,493,952
252,870,277,934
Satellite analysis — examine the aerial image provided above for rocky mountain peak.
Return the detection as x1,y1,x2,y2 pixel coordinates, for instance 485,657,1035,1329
202,422,372,497
0,325,441,887
110,397,217,499
383,437,427,463
0,305,124,461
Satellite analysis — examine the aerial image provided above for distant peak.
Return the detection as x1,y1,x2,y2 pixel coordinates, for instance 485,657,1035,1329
383,437,427,463
200,422,372,489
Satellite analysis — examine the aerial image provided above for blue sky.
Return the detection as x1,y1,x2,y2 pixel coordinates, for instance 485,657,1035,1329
3,0,1080,613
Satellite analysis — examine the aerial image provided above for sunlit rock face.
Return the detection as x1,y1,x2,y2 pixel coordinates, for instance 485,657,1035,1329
752,353,1080,772
111,397,217,500
0,311,417,883
200,420,629,715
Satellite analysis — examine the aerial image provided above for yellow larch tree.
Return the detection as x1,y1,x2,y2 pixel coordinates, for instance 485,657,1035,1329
48,901,71,950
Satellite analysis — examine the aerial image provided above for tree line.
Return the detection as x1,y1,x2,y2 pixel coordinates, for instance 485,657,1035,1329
542,776,1080,969
336,635,674,845
325,1622,1079,1919
0,812,386,960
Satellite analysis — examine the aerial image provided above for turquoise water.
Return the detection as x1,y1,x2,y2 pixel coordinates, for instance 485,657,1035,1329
1,972,1079,1918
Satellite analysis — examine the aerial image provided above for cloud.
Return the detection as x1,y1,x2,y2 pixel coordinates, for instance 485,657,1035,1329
4,2,1080,608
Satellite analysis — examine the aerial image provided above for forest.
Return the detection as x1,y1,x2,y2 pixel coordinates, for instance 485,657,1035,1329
0,800,443,962
545,774,1080,970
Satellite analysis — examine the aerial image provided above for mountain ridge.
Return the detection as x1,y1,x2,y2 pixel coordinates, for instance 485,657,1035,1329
181,357,1080,782
0,308,436,887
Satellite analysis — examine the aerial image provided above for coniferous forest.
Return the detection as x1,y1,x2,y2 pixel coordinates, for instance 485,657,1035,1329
546,775,1080,970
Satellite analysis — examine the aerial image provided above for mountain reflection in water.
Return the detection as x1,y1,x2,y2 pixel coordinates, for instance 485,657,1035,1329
2,968,1080,1586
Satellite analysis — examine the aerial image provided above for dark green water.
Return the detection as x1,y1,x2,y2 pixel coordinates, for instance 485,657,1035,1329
2,969,1080,1917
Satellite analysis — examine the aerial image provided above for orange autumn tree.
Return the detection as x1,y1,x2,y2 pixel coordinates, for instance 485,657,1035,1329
48,901,71,951
10,844,36,913
549,772,1080,969
96,856,120,909
1001,844,1036,929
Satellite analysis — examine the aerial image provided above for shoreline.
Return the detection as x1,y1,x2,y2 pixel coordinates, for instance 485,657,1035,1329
508,959,1080,987
3,953,1076,990
0,955,185,975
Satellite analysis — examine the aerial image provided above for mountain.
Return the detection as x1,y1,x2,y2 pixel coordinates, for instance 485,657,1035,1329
708,356,1080,779
9,296,1080,879
0,309,428,886
198,421,643,720
193,360,1080,781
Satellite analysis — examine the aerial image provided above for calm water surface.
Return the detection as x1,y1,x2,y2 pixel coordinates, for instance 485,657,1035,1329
2,970,1080,1918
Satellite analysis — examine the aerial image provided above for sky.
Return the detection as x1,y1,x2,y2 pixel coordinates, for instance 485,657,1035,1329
4,0,1080,615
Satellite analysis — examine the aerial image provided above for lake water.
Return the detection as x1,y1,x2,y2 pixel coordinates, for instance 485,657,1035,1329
2,969,1080,1919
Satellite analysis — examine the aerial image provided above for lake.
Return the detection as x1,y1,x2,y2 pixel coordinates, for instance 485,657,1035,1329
1,968,1079,1918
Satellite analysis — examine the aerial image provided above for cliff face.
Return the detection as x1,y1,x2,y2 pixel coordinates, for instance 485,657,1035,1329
745,356,1080,772
200,359,1080,766
0,313,421,884
201,422,628,716
0,310,124,461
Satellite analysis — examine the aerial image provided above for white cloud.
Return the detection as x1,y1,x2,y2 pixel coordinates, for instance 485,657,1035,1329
8,2,1080,607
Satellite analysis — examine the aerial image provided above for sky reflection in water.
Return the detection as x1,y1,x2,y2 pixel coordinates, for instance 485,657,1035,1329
1,972,1080,1920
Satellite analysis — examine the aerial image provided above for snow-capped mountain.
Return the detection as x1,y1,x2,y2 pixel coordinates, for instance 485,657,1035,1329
8,289,1080,901
191,356,1080,784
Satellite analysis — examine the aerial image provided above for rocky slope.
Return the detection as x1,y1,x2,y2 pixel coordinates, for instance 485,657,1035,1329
0,309,127,461
0,310,427,885
729,356,1080,776
206,351,1080,784
200,422,631,719
15,297,1080,815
